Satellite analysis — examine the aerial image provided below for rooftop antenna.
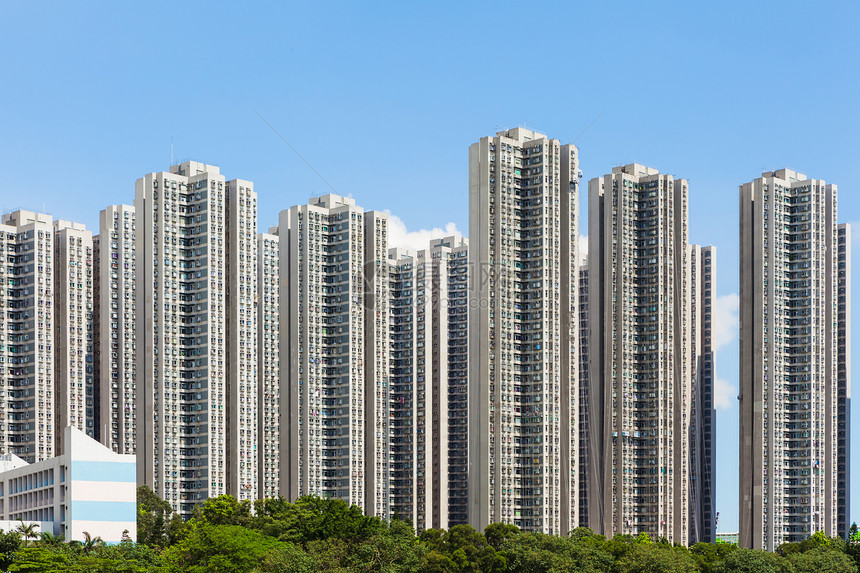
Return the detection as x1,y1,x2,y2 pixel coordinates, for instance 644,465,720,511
171,137,174,166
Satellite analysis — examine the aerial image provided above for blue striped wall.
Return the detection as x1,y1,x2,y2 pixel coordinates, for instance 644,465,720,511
69,501,136,523
70,461,135,483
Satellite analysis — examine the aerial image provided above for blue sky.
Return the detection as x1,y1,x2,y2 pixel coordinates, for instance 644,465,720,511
1,1,858,533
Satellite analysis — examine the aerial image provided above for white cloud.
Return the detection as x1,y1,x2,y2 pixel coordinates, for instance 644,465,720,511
848,220,860,247
712,293,739,352
714,377,736,411
579,234,588,263
385,213,464,254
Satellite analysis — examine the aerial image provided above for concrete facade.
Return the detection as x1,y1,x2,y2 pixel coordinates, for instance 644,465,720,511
587,164,713,544
280,195,389,517
578,259,591,527
53,220,95,448
0,212,56,463
388,248,420,525
258,229,280,499
691,245,716,543
468,128,581,534
739,169,845,550
0,426,136,543
364,211,390,519
135,161,258,517
388,235,468,532
94,205,136,454
836,223,851,538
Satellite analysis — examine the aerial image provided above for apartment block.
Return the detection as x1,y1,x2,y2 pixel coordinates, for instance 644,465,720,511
442,238,469,527
226,176,258,503
468,128,581,534
135,161,258,516
364,211,390,519
257,228,280,499
691,245,716,543
587,164,713,544
53,220,95,448
836,223,851,538
0,425,136,543
578,259,590,527
0,211,55,463
94,205,136,454
388,248,418,525
739,169,846,549
388,235,469,532
280,195,389,517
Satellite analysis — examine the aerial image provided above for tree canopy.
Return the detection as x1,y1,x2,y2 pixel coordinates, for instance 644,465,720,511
2,489,857,573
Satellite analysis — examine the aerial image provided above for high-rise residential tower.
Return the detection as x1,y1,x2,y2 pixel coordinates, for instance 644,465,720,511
0,211,55,462
258,228,280,499
94,205,136,454
690,245,716,543
468,128,581,534
135,161,258,516
388,235,469,532
53,219,95,448
587,164,714,544
578,258,590,528
364,210,391,519
739,169,847,550
442,237,470,527
280,195,389,517
388,248,421,525
836,223,851,539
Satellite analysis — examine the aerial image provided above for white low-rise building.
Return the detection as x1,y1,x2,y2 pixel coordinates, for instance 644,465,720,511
0,426,136,542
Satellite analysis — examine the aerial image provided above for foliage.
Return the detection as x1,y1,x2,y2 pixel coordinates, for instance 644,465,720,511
253,495,385,544
484,522,520,551
2,488,856,573
787,546,858,573
137,485,186,548
0,530,21,571
717,547,785,573
612,541,698,573
8,546,70,572
198,494,254,527
500,531,613,573
14,523,38,545
689,540,737,573
163,522,280,573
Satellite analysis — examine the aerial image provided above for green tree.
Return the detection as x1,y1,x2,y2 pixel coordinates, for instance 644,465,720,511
137,485,185,548
689,540,737,573
8,546,70,572
37,532,64,547
569,527,606,544
847,524,860,570
484,522,520,551
0,530,21,571
788,546,857,573
603,534,639,561
259,495,385,545
612,542,698,573
164,522,281,573
253,542,316,573
342,519,426,572
199,494,253,527
718,547,785,573
421,549,458,573
418,524,505,573
91,539,167,572
14,523,38,545
501,531,612,573
81,531,105,554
